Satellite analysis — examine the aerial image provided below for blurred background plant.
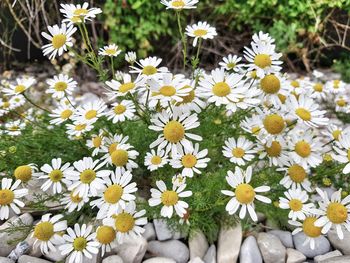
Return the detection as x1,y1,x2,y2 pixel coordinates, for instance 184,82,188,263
1,0,350,75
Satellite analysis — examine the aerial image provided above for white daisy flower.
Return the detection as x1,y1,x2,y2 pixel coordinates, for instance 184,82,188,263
286,92,328,127
32,213,67,254
65,121,94,138
61,190,89,212
185,21,217,47
148,73,191,108
288,129,323,169
161,0,199,10
278,163,312,192
105,73,146,99
9,95,26,108
4,120,26,136
309,81,327,101
289,216,323,250
257,73,290,106
91,169,137,219
86,130,106,156
13,163,41,183
36,158,72,194
59,224,100,263
173,84,207,113
148,108,202,156
149,180,192,218
41,23,77,60
326,79,346,94
244,39,282,78
314,188,350,239
323,124,348,142
222,136,257,166
256,136,289,167
94,225,117,256
225,85,260,114
332,133,350,174
100,133,130,155
105,100,135,123
0,178,28,220
129,56,168,79
222,166,271,221
72,99,107,124
102,142,139,172
3,76,36,96
60,2,102,25
144,148,168,171
172,174,187,188
67,157,111,198
170,143,210,177
103,201,147,244
279,188,314,221
50,107,74,125
99,44,121,57
251,31,275,46
46,74,77,99
125,51,137,64
335,94,350,113
219,54,243,72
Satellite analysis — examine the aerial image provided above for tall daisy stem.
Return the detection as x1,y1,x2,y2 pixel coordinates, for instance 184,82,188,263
176,11,187,71
110,57,115,78
23,93,51,113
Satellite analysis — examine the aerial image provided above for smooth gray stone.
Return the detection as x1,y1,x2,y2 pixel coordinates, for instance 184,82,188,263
269,230,294,248
24,236,42,257
0,257,14,263
188,258,204,263
142,257,176,263
143,223,156,241
321,256,350,263
147,240,189,263
0,213,33,257
43,248,65,262
239,236,263,263
189,230,208,260
314,250,343,263
114,236,147,263
286,248,306,263
217,224,242,263
257,232,286,263
102,255,124,263
18,255,52,263
203,245,216,263
293,232,331,258
327,226,350,255
7,241,29,261
153,219,174,241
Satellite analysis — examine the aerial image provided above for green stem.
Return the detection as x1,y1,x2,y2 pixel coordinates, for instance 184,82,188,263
176,11,187,71
23,93,50,113
110,56,115,78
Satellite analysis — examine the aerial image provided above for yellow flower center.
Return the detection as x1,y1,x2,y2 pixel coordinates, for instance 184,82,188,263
291,80,300,88
265,141,282,157
114,104,126,115
79,169,96,184
70,191,82,203
73,8,89,16
251,126,260,134
327,202,348,224
92,136,102,148
303,217,322,238
14,165,32,182
73,237,87,251
151,156,162,165
0,189,15,205
49,169,63,182
142,66,157,76
235,184,255,204
250,70,258,79
181,154,197,168
295,108,311,121
171,0,185,8
212,82,231,97
52,34,67,49
161,190,179,206
334,80,340,88
254,54,272,69
85,110,97,120
295,141,311,158
289,199,303,211
15,85,26,93
159,85,176,97
260,74,280,94
104,184,123,204
119,82,135,93
163,121,185,143
54,81,68,92
288,164,306,183
96,226,116,244
114,213,135,233
75,124,86,131
2,101,10,108
181,89,195,103
332,130,341,141
227,62,236,69
313,83,323,92
232,147,245,158
347,149,350,161
263,114,285,135
111,149,129,167
105,49,117,55
337,99,347,107
193,29,208,37
34,221,54,241
108,143,118,155
60,109,72,119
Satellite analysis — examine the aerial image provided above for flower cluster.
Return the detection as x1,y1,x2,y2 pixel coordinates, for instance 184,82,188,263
1,1,350,262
